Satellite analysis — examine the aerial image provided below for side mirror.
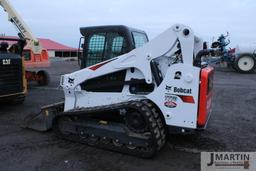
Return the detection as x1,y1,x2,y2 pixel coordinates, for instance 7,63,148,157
81,43,84,48
78,37,85,67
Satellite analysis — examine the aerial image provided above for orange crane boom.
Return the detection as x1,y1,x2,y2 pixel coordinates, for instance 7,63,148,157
0,0,50,85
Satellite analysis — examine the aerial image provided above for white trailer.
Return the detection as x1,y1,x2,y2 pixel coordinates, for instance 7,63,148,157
234,44,256,73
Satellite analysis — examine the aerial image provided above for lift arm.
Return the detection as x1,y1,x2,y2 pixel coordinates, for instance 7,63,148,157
0,0,42,54
61,24,203,90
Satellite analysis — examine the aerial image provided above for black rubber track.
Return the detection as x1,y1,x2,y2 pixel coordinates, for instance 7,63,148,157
52,100,166,158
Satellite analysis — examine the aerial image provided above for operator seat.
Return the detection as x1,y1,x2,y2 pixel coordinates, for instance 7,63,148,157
0,42,9,53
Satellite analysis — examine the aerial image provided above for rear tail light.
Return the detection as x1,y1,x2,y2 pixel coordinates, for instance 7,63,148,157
197,66,214,128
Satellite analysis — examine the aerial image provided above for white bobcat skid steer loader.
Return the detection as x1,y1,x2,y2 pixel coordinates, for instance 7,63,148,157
24,24,214,158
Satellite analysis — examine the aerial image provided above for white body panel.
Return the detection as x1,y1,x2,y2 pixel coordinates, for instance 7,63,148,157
236,44,256,55
146,64,200,128
60,24,204,129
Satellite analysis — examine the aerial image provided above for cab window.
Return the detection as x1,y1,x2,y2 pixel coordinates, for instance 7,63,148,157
85,32,127,67
132,32,148,48
87,33,106,66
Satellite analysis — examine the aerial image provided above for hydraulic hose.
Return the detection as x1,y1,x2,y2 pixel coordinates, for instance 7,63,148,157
194,49,215,67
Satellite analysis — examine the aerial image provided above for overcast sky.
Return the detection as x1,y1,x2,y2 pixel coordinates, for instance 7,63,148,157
1,0,255,48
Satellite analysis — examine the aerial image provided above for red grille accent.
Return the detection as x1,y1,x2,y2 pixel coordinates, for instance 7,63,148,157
89,59,116,71
178,95,195,104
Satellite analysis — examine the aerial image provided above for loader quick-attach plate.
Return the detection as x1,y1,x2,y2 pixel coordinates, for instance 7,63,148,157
22,101,64,131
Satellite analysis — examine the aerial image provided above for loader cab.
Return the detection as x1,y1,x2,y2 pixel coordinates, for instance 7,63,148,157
0,37,27,103
79,25,149,69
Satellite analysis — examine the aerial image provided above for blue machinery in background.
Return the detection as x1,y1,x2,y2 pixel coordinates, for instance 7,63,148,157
206,33,236,67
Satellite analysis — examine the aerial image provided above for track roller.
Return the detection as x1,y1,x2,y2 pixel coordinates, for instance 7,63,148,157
52,100,167,158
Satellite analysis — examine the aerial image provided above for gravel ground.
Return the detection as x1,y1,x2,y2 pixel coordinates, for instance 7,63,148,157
0,61,255,171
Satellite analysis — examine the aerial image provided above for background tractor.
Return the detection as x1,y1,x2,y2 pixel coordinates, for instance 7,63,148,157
207,33,256,73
